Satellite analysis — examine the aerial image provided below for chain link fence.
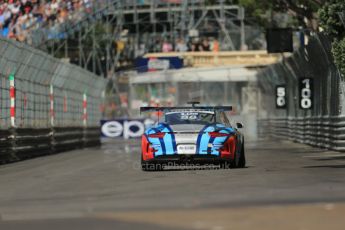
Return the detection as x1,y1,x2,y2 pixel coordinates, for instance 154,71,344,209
0,37,106,163
258,33,345,151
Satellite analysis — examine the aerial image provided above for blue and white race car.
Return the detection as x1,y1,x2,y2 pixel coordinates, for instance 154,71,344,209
140,102,245,171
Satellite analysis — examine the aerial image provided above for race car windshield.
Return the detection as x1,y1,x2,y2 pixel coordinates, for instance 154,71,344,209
165,111,215,125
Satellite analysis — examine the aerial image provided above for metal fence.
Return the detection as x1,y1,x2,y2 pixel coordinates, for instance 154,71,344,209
257,33,345,151
28,0,117,48
0,37,106,163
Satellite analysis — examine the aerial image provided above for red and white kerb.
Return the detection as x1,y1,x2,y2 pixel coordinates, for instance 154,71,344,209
9,73,15,127
50,85,54,126
83,93,87,127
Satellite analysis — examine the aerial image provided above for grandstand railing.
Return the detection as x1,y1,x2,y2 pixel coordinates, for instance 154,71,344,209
144,51,283,68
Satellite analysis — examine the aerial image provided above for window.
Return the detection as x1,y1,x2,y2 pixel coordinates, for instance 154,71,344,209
165,111,215,125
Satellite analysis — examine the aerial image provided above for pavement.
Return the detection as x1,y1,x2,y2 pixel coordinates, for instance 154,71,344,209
0,138,345,229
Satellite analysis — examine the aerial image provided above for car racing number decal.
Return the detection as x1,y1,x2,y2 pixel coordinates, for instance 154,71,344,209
180,112,198,120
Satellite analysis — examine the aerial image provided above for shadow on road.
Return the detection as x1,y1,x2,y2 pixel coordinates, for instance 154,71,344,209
304,164,345,169
314,156,345,161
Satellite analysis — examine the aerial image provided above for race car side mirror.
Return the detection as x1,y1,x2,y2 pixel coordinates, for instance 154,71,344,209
236,123,243,129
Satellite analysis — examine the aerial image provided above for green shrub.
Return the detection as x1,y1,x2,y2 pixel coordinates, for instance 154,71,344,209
318,0,345,39
332,38,345,78
318,0,345,78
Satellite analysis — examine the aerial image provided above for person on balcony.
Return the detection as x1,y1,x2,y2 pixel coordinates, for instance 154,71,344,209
162,39,173,52
175,38,188,52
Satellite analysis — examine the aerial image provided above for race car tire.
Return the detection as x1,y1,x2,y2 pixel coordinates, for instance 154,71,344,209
237,142,246,168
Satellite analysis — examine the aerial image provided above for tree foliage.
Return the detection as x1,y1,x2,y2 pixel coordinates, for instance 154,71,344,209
318,0,345,39
233,0,345,77
318,0,345,77
332,38,345,77
236,0,323,29
236,0,273,27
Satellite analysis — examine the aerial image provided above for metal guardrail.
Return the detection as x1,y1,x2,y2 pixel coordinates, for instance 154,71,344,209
144,51,283,68
257,33,340,118
257,32,345,152
0,127,101,163
0,37,105,164
258,117,345,151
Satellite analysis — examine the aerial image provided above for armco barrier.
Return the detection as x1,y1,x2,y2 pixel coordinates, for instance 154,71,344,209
257,33,340,119
258,117,345,151
0,37,105,164
257,33,345,152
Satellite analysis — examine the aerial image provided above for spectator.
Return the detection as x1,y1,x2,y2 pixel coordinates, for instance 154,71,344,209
3,5,13,28
83,0,92,13
66,0,74,12
175,38,188,52
10,1,21,16
190,42,197,51
200,38,210,51
0,0,98,42
0,8,5,29
50,0,59,14
212,38,219,52
189,39,201,52
162,39,173,52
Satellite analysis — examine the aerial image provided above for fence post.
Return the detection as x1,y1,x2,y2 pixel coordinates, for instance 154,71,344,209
83,92,87,127
8,71,18,161
50,84,55,153
9,72,16,128
63,92,68,113
83,91,87,147
50,85,55,127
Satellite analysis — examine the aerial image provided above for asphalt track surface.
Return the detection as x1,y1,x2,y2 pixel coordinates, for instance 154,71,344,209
0,138,345,229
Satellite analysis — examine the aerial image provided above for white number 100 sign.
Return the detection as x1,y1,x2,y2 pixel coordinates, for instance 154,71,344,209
300,78,313,109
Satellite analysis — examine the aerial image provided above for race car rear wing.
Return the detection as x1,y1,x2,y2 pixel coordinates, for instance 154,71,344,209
140,106,232,114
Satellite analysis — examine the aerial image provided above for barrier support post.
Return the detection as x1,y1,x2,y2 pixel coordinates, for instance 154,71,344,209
9,71,18,161
50,84,56,153
9,72,16,128
83,92,87,127
50,85,55,127
83,92,88,147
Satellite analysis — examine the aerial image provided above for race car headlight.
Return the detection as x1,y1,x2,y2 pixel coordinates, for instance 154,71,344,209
208,132,230,138
148,132,166,138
